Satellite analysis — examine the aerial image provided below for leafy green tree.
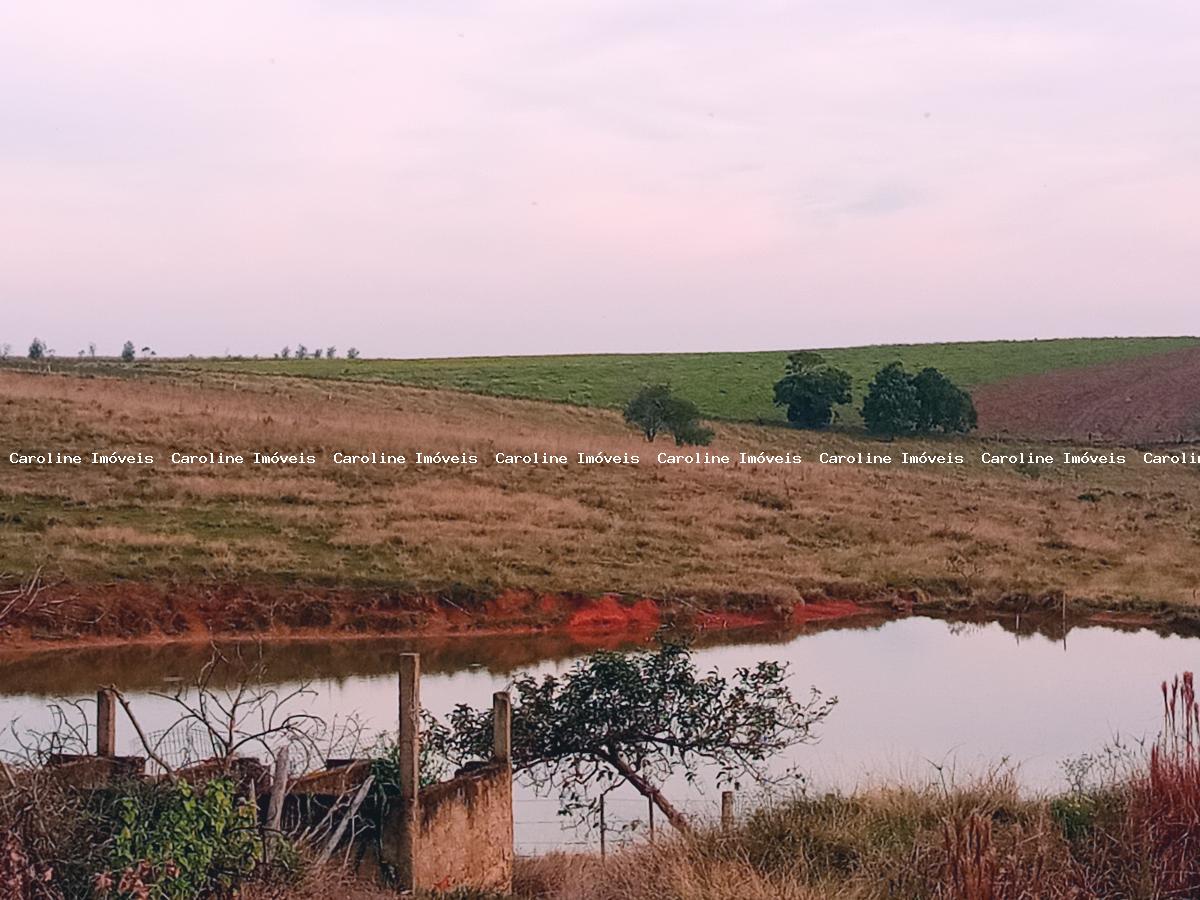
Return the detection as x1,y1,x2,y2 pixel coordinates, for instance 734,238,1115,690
121,341,136,363
912,367,977,433
27,338,46,361
862,362,920,436
624,385,713,444
423,642,835,832
772,352,853,428
624,384,673,441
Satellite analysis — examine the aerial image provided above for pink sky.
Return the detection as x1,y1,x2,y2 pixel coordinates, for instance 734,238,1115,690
1,2,1197,357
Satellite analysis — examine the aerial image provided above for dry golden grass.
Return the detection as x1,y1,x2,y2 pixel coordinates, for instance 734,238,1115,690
2,365,1199,609
514,847,841,900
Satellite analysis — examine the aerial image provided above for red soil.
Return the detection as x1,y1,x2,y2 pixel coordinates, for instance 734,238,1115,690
973,345,1200,444
566,595,662,633
0,582,868,652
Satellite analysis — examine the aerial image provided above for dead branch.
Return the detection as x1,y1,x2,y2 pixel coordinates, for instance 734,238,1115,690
109,687,178,781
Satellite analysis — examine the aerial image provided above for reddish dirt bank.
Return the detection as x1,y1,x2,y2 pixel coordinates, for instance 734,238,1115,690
0,582,873,652
973,345,1200,444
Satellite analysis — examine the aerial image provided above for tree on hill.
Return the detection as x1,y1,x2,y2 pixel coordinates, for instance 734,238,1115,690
862,363,976,436
624,384,713,445
772,352,853,428
27,338,46,361
912,367,977,433
422,642,835,831
862,362,920,436
121,341,136,363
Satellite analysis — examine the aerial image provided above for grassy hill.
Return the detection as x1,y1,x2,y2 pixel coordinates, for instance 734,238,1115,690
2,364,1199,612
188,336,1199,423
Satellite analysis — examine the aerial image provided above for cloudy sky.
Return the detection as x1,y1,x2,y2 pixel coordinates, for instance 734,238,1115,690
1,1,1197,357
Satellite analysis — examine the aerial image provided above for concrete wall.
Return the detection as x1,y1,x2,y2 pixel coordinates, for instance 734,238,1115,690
414,762,514,893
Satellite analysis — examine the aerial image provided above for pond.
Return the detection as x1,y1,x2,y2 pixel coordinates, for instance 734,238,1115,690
0,615,1193,852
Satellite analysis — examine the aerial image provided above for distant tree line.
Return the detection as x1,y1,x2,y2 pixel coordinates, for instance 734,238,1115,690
1,339,364,363
276,345,359,359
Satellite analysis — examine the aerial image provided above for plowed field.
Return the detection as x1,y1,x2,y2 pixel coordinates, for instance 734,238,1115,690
974,346,1200,444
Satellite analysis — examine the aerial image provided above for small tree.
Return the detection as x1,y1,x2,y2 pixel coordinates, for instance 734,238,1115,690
325,346,337,359
346,347,360,360
88,343,97,358
27,338,46,361
313,347,322,359
772,352,853,429
121,341,136,363
426,642,835,831
280,346,291,360
295,344,308,360
665,397,714,446
0,343,10,359
862,362,920,437
624,384,673,441
623,385,712,444
912,367,977,433
670,417,715,447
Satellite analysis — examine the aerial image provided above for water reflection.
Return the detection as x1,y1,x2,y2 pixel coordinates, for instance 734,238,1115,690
0,614,892,697
2,613,1195,850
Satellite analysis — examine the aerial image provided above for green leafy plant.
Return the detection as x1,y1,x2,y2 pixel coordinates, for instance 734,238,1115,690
101,778,262,899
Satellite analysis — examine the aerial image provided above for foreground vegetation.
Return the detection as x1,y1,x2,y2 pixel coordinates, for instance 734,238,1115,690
518,676,1200,899
8,666,1200,898
176,336,1199,423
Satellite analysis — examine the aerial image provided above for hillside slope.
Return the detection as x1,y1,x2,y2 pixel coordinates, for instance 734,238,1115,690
1,366,1199,625
187,337,1199,424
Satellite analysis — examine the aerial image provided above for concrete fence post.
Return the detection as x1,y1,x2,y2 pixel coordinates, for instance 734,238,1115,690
396,653,421,891
721,791,735,832
492,692,512,764
96,688,117,758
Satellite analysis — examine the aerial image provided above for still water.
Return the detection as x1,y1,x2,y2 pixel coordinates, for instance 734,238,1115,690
1,616,1196,850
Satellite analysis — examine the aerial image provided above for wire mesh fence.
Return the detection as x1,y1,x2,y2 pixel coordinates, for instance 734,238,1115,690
514,790,740,855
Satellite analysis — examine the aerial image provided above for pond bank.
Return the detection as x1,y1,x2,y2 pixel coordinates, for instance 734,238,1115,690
3,578,1199,654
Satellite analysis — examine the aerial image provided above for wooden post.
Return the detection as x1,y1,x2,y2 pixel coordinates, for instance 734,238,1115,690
492,692,512,764
96,688,117,757
721,791,735,832
266,744,289,846
396,653,421,891
599,792,607,860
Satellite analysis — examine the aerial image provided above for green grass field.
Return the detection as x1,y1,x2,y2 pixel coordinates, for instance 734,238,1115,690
185,336,1196,423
